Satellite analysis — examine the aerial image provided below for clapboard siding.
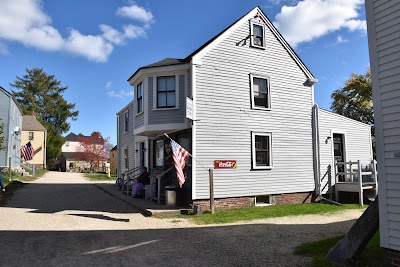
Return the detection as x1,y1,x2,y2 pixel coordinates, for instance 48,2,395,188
193,16,314,199
367,0,400,250
0,90,10,167
317,109,373,193
134,113,144,129
147,74,186,125
117,103,135,174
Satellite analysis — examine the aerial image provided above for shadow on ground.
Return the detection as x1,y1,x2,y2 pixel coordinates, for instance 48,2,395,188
0,219,359,267
1,182,141,214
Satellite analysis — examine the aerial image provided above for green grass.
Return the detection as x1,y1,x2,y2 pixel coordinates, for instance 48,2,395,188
84,172,117,181
188,203,365,224
294,231,382,267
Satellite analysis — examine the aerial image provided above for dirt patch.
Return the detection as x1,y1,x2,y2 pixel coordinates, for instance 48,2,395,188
0,181,26,206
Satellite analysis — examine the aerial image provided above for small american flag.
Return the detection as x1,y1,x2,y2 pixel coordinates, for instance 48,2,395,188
21,141,35,161
170,140,190,188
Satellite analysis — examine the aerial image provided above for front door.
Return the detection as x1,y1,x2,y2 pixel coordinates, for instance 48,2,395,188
140,142,145,167
333,133,345,181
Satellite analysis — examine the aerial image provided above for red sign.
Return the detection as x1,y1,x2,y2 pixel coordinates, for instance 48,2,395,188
214,160,237,169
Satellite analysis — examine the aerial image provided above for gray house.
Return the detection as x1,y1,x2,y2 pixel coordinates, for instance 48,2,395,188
119,6,374,209
0,86,23,169
366,0,400,263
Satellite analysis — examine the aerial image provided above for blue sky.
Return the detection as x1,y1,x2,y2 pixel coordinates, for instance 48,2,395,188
0,0,370,145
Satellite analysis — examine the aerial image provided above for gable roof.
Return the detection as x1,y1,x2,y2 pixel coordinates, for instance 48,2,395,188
22,115,46,131
128,6,315,82
65,132,80,141
0,86,24,115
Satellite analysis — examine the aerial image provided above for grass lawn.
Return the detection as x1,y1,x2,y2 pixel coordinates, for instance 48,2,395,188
84,172,117,181
294,231,382,266
2,169,48,187
188,203,365,224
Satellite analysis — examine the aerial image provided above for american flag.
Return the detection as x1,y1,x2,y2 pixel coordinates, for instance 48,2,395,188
21,141,35,161
170,140,190,188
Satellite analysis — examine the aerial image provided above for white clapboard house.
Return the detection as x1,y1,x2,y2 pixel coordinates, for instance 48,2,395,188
366,0,400,262
118,6,375,210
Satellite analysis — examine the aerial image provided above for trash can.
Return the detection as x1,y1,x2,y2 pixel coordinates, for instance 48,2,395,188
165,185,179,207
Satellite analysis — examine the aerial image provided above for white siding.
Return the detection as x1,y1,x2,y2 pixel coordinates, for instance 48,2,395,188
193,15,314,199
317,109,373,193
117,104,136,175
366,0,400,250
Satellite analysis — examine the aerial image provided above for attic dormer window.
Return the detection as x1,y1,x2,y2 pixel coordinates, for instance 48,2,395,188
251,21,265,49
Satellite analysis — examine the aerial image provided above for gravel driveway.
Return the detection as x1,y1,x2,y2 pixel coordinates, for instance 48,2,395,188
0,171,363,266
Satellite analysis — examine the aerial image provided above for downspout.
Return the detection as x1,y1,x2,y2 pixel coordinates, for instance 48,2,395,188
312,104,342,206
312,104,321,199
116,115,120,179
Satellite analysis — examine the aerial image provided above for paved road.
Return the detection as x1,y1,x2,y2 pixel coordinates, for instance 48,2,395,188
0,172,361,266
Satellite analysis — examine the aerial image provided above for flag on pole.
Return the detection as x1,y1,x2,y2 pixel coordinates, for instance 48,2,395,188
21,141,35,161
170,140,190,188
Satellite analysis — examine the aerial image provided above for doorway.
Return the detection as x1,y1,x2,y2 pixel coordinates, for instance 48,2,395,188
333,133,346,181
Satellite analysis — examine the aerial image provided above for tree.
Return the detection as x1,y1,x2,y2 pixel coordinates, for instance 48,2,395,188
75,132,112,172
331,69,375,156
11,68,79,168
331,69,373,127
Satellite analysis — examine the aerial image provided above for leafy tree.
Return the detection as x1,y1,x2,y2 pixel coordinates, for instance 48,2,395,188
331,69,373,127
75,132,112,172
331,69,375,156
11,68,79,167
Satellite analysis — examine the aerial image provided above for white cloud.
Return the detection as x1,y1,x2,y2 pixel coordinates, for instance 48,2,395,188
273,0,366,48
105,81,133,98
123,24,147,39
105,81,113,90
116,4,154,26
0,0,153,62
64,29,113,63
336,35,348,44
107,89,134,98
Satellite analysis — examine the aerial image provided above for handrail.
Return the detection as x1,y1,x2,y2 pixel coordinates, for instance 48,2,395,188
154,166,174,205
18,156,35,177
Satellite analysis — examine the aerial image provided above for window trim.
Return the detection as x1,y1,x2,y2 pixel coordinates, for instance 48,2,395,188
137,82,143,114
250,21,266,49
250,73,271,110
156,75,176,109
28,131,34,140
124,111,129,133
153,74,180,110
251,132,272,170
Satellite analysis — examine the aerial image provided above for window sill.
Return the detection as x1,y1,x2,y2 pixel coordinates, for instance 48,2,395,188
135,112,144,117
152,107,180,111
250,45,266,50
251,107,271,111
251,167,273,171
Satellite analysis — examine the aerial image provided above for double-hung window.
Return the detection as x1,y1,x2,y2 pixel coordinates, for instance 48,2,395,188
157,76,175,108
124,111,129,133
29,132,34,140
250,74,270,109
252,132,272,169
137,82,143,113
124,147,129,170
251,21,265,49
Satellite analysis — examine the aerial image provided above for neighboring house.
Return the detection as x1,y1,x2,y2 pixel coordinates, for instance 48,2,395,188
56,132,105,172
366,0,400,263
116,101,149,179
21,114,47,168
0,86,23,169
119,7,374,209
110,145,117,174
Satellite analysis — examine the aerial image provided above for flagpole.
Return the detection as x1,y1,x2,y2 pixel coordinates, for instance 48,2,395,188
164,133,215,214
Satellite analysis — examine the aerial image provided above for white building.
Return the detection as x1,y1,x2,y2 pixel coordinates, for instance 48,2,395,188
366,0,400,263
118,6,374,209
